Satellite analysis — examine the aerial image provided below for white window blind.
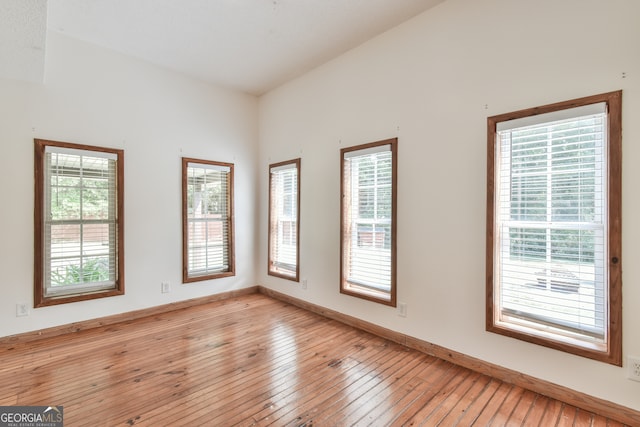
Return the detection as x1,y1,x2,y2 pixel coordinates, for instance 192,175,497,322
185,161,232,279
495,106,608,341
44,146,119,297
342,142,395,303
269,160,299,280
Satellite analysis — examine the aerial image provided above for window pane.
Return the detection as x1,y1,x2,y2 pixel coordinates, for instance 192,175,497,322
377,186,392,219
509,227,547,260
498,111,606,339
51,186,81,220
268,160,300,280
183,159,234,282
341,140,396,305
36,140,123,306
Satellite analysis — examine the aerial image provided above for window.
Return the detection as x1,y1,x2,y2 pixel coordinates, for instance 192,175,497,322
268,158,300,281
487,91,622,365
341,138,397,306
182,158,235,282
34,139,124,307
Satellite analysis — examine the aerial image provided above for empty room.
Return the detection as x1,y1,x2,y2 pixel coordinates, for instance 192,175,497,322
1,0,639,425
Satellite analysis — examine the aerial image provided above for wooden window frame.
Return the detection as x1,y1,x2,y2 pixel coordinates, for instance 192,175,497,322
182,158,235,283
486,91,622,365
34,139,125,307
268,158,301,281
340,138,398,307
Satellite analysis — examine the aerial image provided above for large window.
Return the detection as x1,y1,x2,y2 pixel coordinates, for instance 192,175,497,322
34,139,124,307
341,138,397,306
486,91,622,365
182,158,235,282
268,158,300,281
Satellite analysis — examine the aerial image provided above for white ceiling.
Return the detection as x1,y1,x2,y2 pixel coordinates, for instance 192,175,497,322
2,0,445,95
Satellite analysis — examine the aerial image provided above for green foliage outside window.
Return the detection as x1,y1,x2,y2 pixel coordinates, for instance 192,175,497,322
51,257,110,286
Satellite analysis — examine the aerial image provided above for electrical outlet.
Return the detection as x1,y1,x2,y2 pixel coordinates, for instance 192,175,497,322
16,303,29,317
301,279,308,290
161,282,171,293
398,303,407,317
628,356,640,382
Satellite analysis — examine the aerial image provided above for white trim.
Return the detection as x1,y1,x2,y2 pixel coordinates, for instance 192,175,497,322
497,102,606,132
343,144,390,159
270,163,298,173
45,146,118,161
188,162,231,173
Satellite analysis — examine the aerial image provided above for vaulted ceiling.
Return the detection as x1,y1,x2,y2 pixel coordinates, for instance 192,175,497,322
1,0,444,95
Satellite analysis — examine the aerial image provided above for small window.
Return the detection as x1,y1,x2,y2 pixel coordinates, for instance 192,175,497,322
182,158,235,282
268,158,300,281
34,139,124,307
341,138,397,306
487,91,622,365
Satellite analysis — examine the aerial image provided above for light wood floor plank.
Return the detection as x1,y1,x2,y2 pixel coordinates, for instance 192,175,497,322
0,293,631,426
460,381,512,425
248,336,392,426
381,362,463,425
575,408,595,426
341,353,431,425
402,368,474,424
521,394,550,427
448,377,503,426
556,404,578,427
193,328,370,426
491,385,526,425
291,342,411,425
416,370,484,426
351,355,440,426
538,399,564,426
427,372,492,426
506,389,538,425
316,348,421,425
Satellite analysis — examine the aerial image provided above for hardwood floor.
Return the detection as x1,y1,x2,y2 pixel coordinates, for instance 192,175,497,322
0,294,630,426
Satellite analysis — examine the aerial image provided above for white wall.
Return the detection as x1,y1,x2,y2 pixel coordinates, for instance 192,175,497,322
258,0,640,411
0,32,258,337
